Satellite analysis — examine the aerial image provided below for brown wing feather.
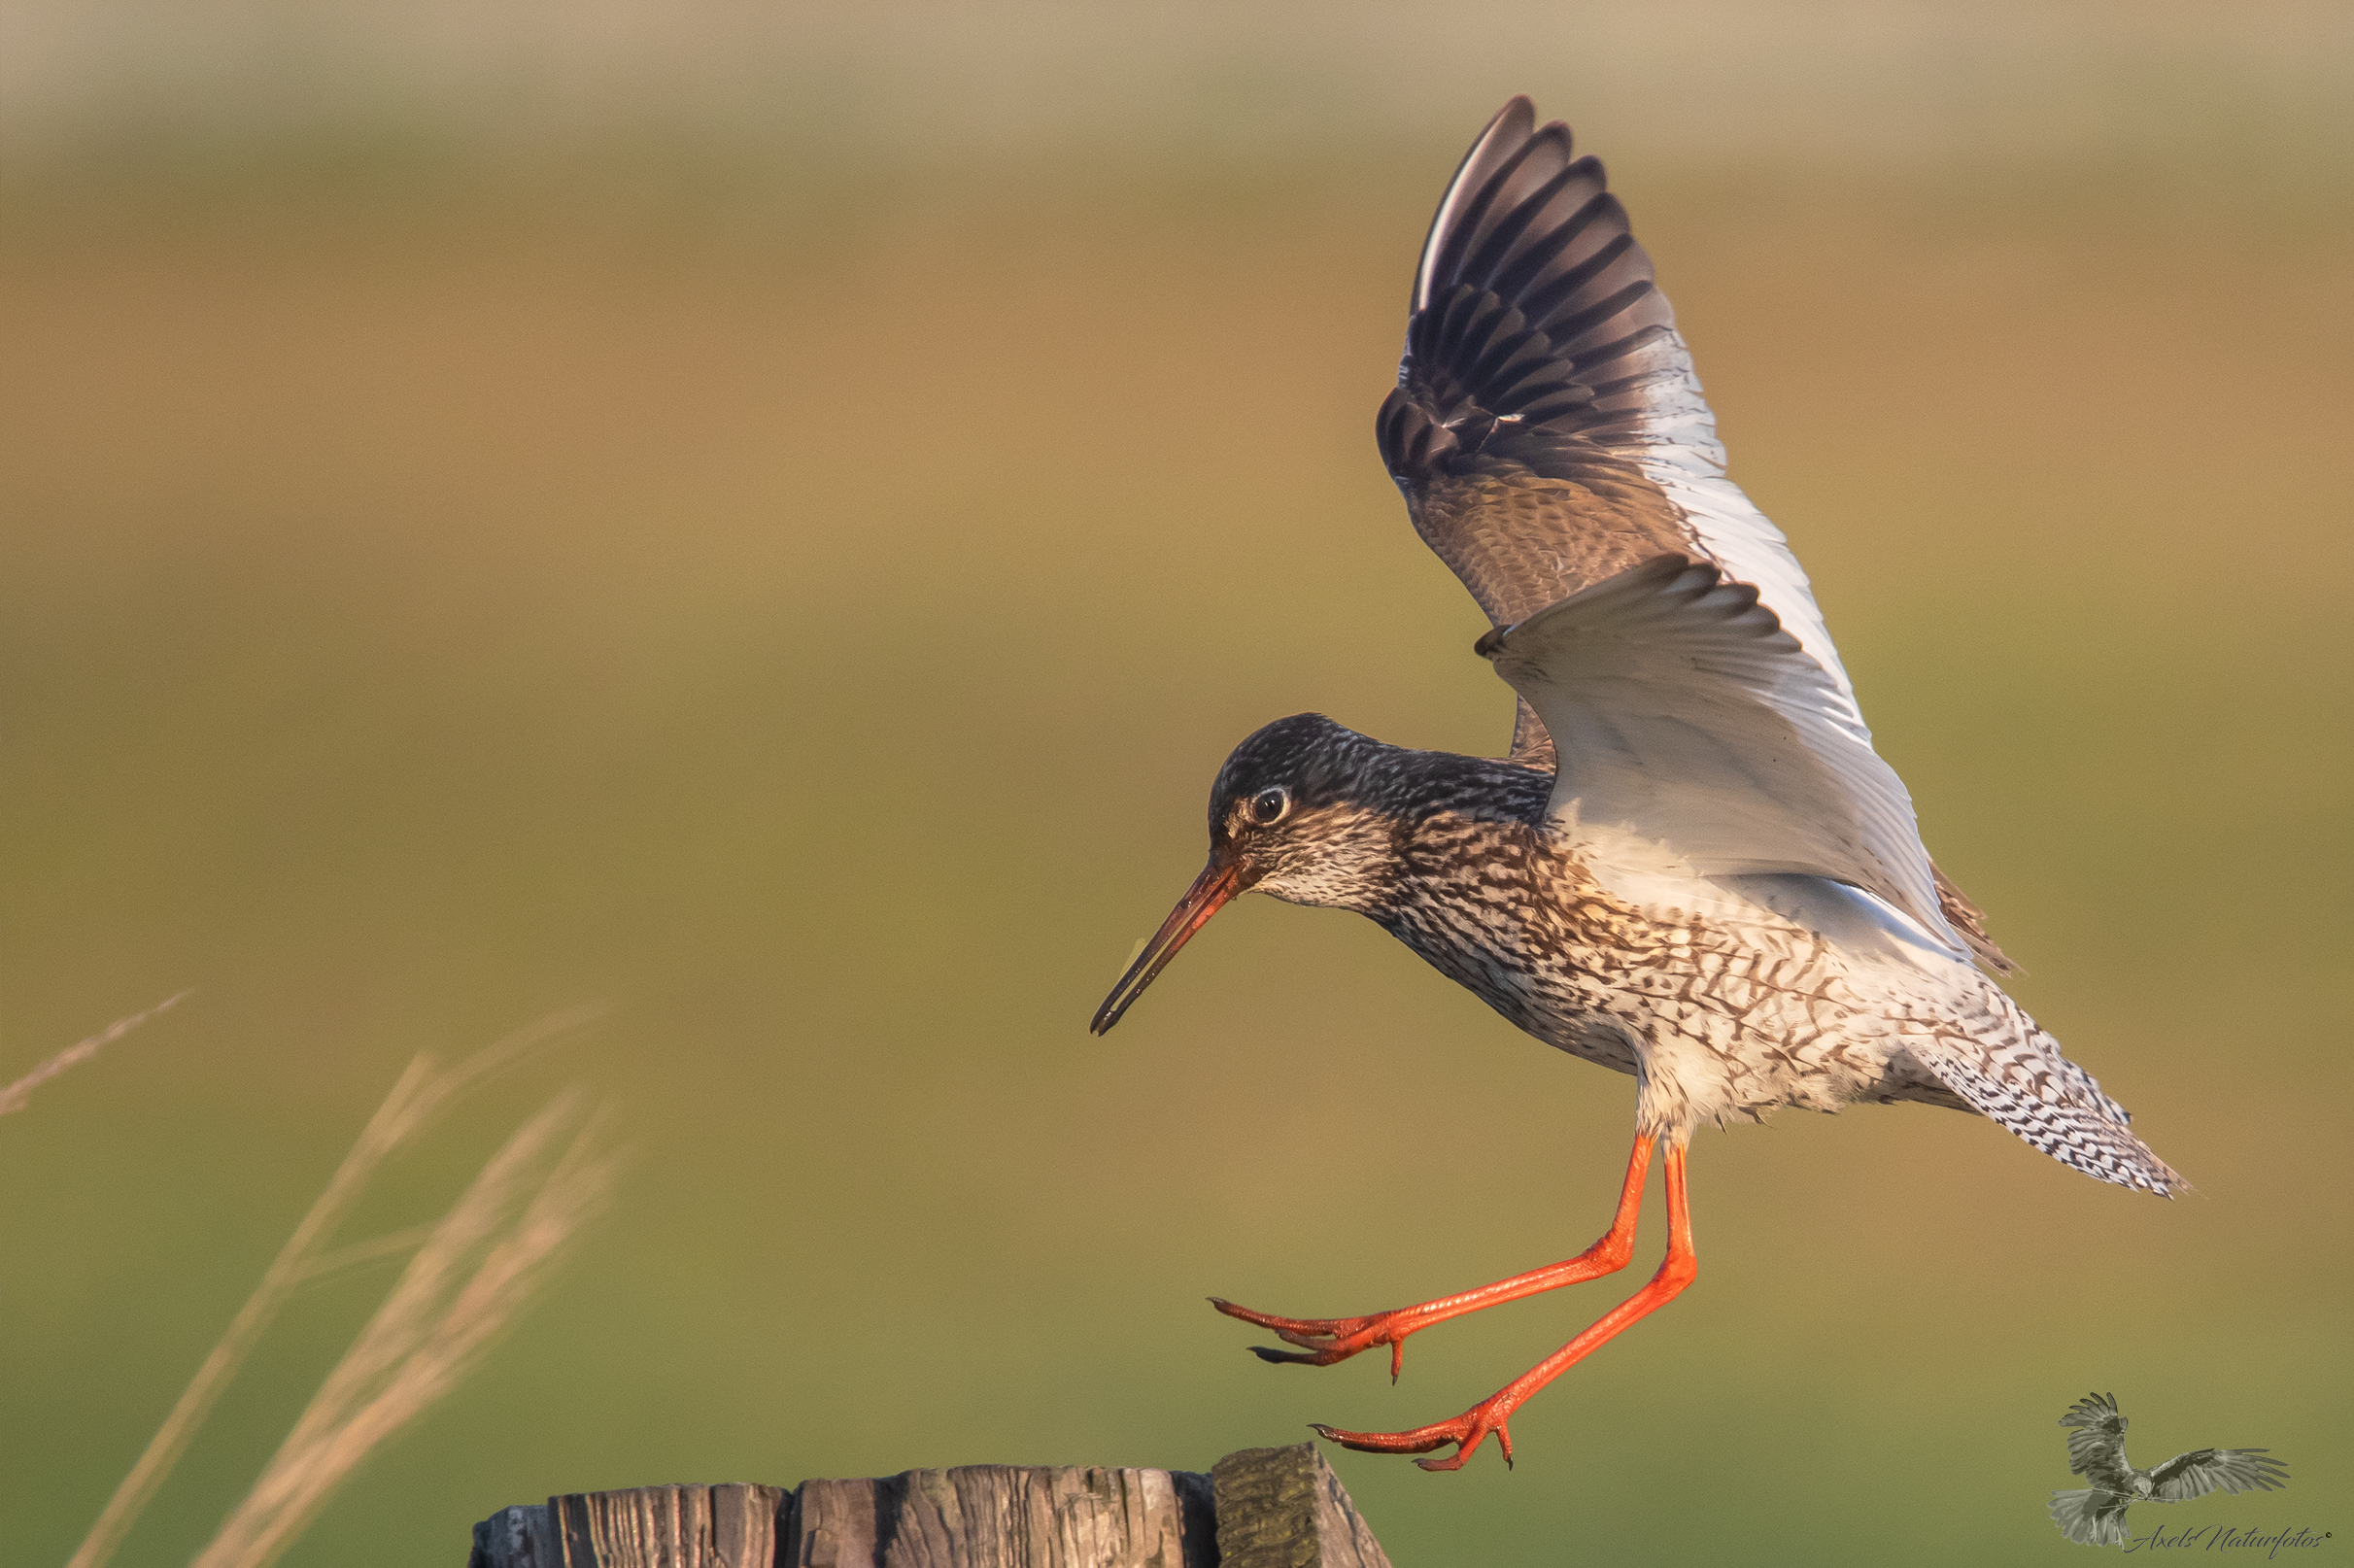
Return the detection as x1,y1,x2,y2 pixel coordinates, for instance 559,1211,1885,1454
1380,103,1697,609
1378,98,1709,765
1405,466,1693,767
1934,863,2016,973
1382,97,2013,967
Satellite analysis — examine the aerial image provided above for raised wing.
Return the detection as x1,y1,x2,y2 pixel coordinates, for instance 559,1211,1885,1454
2148,1448,2290,1502
2061,1391,2132,1478
1380,95,1850,766
1477,556,1962,953
1384,97,2013,971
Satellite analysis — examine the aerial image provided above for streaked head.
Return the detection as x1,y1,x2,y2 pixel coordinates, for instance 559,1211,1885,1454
1089,714,1399,1035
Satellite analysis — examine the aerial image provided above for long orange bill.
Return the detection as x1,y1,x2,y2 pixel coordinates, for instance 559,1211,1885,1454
1090,860,1245,1035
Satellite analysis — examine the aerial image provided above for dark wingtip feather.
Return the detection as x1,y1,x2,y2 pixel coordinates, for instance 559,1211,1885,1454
1414,97,1540,312
1383,98,1677,500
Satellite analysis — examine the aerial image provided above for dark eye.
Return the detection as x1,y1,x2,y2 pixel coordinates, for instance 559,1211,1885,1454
1250,787,1289,825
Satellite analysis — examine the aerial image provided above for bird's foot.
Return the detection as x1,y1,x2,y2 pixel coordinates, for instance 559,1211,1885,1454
1211,1297,1416,1380
1311,1398,1517,1472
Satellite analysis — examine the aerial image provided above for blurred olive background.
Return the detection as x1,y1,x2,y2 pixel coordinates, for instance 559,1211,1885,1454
4,3,2349,1563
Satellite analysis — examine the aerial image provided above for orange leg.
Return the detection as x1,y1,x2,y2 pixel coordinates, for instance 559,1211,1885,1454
1313,1142,1696,1471
1212,1135,1655,1382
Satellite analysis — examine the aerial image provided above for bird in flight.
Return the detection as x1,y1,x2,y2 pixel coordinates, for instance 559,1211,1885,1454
2050,1392,2288,1546
1089,97,2183,1471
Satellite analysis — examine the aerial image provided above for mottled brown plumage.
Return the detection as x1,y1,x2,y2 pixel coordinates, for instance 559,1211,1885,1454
1088,98,2174,1472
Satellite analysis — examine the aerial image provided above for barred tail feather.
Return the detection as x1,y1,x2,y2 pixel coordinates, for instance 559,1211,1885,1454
1928,1049,2185,1196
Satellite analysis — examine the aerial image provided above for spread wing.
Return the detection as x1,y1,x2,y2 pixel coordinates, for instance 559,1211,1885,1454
1380,96,1842,765
2148,1449,2289,1502
2061,1391,2132,1479
1477,556,1962,953
1382,96,2009,969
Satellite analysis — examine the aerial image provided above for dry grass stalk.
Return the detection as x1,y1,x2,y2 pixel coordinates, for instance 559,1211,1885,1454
64,1005,607,1568
0,992,188,1118
189,1089,618,1568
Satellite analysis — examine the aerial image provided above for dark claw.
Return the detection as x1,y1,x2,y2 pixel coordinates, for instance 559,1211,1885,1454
1249,1345,1315,1364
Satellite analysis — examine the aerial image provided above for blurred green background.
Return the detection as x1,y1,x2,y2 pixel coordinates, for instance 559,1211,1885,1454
3,2,2349,1563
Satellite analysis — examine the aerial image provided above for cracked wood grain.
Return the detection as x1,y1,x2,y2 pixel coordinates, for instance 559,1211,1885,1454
468,1446,1385,1568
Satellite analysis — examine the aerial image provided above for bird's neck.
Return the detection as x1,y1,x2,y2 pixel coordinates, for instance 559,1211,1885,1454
1351,744,1556,920
1351,742,1554,833
1254,743,1553,919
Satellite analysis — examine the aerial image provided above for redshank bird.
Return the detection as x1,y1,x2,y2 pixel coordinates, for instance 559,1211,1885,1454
1089,96,2183,1471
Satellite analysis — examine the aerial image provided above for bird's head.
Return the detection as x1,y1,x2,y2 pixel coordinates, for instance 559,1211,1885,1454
2131,1475,2156,1499
1089,713,1402,1035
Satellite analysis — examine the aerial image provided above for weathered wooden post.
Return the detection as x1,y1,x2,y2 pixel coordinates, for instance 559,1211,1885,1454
468,1443,1393,1568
